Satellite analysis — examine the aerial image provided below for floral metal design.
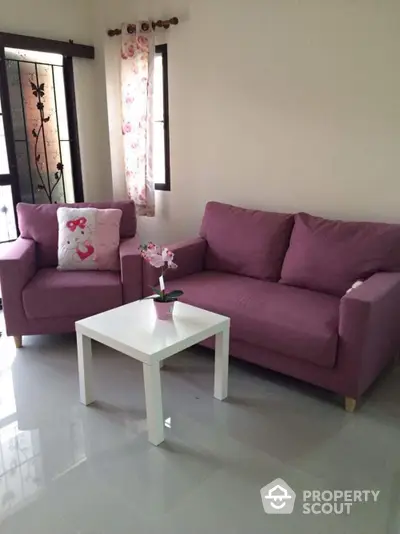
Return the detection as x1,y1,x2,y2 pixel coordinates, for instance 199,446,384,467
30,81,64,203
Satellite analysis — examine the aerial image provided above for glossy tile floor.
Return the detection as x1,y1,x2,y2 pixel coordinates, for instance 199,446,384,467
0,315,400,533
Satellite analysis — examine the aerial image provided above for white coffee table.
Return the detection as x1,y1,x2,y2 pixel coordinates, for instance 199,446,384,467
75,300,230,446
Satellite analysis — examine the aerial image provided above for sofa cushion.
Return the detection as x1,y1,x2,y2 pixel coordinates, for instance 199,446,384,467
23,268,122,320
200,201,294,281
17,201,136,268
57,207,122,271
280,212,400,297
168,271,340,368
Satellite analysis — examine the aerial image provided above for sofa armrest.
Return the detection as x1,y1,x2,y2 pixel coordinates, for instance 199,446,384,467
143,237,207,297
119,235,143,303
0,238,36,335
338,272,400,397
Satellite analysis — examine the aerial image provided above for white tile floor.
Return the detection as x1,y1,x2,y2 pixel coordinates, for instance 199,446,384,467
0,314,399,533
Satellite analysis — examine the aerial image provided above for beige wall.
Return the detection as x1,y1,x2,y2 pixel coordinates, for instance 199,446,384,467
95,0,400,243
0,0,113,201
2,0,400,243
0,0,89,41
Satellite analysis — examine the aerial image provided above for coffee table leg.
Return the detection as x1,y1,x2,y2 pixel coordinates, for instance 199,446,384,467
143,363,164,445
214,327,230,400
77,332,95,405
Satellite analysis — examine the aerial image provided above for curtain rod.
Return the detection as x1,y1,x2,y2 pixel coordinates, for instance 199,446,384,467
107,17,179,37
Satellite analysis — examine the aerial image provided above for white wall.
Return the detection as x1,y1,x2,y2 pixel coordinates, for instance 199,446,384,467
0,0,113,201
96,0,400,243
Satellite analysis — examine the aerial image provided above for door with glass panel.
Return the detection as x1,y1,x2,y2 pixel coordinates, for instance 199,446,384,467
0,46,82,244
0,49,18,243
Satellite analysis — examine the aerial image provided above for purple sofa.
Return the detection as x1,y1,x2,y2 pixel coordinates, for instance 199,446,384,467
144,201,400,411
0,201,142,347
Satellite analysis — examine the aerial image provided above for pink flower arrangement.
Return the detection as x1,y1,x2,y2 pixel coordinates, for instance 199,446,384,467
139,242,183,302
140,242,177,269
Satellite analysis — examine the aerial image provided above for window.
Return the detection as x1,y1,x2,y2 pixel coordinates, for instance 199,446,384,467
153,44,170,191
0,88,17,241
0,186,17,242
4,48,76,204
0,97,10,175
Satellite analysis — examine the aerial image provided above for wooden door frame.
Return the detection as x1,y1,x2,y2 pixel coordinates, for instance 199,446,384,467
0,32,94,59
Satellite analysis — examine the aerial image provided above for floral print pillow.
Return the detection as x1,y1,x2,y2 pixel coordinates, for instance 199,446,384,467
57,207,122,271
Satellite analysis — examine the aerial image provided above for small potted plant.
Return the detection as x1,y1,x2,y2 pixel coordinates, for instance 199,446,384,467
139,242,183,320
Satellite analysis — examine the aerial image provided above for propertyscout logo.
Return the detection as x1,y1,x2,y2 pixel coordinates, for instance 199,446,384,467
261,479,296,514
260,479,380,516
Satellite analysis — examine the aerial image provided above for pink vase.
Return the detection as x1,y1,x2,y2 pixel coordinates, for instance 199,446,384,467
154,300,175,320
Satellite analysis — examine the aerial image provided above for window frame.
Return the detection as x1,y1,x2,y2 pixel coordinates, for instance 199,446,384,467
154,44,171,192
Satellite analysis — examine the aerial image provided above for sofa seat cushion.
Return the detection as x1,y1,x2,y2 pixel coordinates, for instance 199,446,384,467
200,201,294,281
23,268,122,320
281,212,400,297
169,271,340,368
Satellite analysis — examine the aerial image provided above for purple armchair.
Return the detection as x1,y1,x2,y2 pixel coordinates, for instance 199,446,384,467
143,202,400,411
0,201,142,347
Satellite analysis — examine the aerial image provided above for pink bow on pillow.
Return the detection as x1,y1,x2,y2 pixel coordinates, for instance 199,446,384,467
66,217,87,231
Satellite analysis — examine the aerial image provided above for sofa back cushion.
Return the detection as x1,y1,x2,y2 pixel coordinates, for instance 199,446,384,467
200,201,294,281
17,201,136,267
280,212,400,296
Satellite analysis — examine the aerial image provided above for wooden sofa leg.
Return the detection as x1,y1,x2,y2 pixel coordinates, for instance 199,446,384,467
345,397,357,413
14,336,22,349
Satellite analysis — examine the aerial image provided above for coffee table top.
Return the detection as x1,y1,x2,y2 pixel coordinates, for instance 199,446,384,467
75,300,230,363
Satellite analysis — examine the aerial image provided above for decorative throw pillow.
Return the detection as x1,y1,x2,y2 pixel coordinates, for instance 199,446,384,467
57,207,122,271
200,201,294,281
280,212,400,296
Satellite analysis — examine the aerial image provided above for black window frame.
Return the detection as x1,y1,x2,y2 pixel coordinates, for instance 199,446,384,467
154,44,171,192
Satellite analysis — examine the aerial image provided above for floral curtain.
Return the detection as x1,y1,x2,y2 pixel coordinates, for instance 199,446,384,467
121,22,155,216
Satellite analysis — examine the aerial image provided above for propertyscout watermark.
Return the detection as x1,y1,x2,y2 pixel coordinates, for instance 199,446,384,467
260,478,380,516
